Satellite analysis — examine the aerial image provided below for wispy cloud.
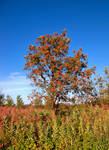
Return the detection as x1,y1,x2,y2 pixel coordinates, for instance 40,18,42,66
9,72,20,77
4,87,29,93
0,72,29,86
0,72,32,104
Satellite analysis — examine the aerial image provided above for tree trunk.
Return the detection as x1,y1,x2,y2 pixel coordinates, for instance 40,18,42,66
52,102,59,115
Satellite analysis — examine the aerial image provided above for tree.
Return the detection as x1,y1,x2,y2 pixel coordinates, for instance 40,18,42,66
6,95,14,106
16,95,24,108
0,92,5,106
95,66,109,105
24,30,96,110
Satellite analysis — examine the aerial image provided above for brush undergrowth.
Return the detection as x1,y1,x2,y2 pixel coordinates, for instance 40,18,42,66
0,104,109,150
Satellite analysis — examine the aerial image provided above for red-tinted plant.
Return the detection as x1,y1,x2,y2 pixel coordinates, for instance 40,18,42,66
24,30,96,109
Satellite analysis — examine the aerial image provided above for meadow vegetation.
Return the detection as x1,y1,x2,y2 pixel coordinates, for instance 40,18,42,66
0,103,109,149
0,30,109,149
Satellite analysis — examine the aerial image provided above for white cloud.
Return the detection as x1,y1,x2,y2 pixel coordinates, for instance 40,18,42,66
0,72,28,86
0,72,33,104
9,72,20,77
4,87,29,93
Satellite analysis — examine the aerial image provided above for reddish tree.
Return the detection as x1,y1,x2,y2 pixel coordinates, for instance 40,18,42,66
24,30,96,109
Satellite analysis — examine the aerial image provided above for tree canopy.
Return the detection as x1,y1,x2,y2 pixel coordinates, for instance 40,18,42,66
24,30,96,108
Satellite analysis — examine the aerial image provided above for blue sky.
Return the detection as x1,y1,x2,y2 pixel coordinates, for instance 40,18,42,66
0,0,109,103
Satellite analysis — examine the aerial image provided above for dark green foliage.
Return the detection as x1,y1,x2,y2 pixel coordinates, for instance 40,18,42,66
16,95,24,108
0,92,5,106
6,95,14,106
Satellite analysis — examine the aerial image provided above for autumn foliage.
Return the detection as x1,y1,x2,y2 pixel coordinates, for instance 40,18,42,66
24,30,96,108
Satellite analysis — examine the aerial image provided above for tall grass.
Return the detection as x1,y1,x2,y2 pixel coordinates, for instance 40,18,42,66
0,104,109,149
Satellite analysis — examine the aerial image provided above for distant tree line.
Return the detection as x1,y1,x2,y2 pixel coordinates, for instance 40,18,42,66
0,94,24,108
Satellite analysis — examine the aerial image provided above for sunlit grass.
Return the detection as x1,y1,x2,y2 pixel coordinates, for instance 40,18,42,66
0,103,109,149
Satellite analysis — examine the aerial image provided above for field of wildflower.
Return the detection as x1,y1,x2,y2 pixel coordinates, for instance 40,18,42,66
0,104,109,150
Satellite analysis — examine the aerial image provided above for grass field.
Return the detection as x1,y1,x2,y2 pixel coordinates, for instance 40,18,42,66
0,103,109,150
